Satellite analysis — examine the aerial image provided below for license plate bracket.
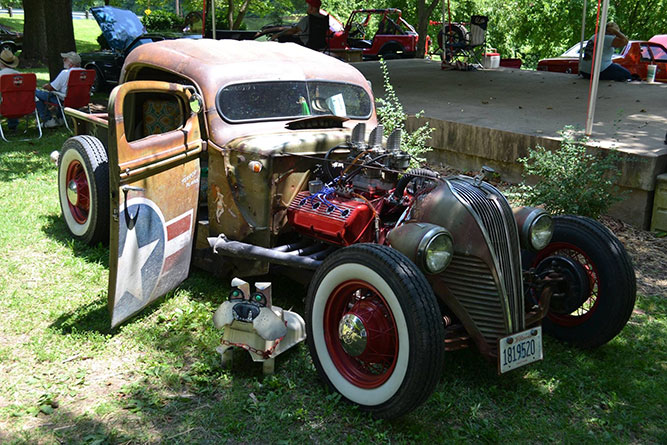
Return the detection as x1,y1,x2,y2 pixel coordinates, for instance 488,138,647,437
498,326,543,374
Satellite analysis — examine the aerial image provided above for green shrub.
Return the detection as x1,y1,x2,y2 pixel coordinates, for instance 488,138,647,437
375,58,433,167
512,127,625,219
141,10,184,32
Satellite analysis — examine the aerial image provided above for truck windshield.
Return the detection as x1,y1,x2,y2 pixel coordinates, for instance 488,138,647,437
216,81,372,122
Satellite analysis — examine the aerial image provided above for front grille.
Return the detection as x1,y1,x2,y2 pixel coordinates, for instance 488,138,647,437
441,255,508,345
448,179,524,337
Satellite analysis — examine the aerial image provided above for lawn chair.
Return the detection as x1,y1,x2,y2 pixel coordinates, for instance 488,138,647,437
304,14,330,51
44,68,95,133
444,15,488,67
0,73,42,142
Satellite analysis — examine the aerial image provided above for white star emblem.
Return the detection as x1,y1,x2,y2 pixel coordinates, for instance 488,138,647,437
115,225,159,303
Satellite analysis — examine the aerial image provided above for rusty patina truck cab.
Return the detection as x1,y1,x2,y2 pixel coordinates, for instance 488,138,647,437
57,39,636,419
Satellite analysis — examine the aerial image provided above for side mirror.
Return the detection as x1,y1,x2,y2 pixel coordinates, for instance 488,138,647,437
189,93,204,114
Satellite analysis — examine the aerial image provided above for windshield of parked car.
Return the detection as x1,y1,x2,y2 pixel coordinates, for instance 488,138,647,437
217,81,372,122
561,41,624,58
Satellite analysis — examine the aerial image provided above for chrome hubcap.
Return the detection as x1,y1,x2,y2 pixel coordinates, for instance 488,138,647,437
67,180,78,206
338,314,367,356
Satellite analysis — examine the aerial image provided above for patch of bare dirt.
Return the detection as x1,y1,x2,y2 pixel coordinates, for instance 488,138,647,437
601,216,667,298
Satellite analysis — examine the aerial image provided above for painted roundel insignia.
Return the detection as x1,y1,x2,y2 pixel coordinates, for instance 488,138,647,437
114,198,166,322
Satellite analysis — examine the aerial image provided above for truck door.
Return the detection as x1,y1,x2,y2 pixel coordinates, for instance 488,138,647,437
107,81,204,327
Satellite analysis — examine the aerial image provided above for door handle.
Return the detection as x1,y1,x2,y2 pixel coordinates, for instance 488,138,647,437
122,185,145,229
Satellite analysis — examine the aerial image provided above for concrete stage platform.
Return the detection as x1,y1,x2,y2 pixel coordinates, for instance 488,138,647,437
354,59,667,228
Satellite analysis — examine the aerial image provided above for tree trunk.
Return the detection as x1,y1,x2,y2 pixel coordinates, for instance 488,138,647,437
233,0,252,30
44,0,76,80
228,0,234,29
21,0,48,66
417,0,440,58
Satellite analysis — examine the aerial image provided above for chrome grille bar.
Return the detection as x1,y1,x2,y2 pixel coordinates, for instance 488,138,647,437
441,254,508,344
449,179,525,334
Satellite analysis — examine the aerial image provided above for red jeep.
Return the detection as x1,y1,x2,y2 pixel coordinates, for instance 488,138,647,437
329,9,428,60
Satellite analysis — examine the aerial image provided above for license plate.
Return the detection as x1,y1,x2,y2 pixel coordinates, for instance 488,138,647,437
498,326,543,374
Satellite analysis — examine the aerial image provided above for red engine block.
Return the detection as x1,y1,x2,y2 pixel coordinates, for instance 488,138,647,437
287,191,374,245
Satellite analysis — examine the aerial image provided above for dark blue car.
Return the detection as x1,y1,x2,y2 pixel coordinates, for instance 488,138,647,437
81,6,200,91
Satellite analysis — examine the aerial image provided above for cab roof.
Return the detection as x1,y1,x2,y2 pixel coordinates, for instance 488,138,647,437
121,38,376,144
122,38,369,87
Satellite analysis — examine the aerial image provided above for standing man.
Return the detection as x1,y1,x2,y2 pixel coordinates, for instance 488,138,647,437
35,51,82,128
579,22,631,81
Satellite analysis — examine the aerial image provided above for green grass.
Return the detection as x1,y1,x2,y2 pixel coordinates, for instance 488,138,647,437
0,14,666,445
0,16,102,56
0,136,665,443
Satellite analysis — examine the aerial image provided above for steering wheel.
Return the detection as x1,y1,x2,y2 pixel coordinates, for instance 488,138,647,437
349,23,366,39
183,11,203,32
311,96,332,114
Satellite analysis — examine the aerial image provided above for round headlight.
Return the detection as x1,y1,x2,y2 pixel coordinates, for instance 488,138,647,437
423,232,454,274
529,214,554,251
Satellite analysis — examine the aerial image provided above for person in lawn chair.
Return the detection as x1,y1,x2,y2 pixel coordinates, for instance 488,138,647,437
35,51,83,128
269,0,328,50
0,48,20,132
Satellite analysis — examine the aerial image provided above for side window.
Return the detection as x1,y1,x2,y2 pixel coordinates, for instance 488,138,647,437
649,44,667,62
123,92,185,142
640,44,651,60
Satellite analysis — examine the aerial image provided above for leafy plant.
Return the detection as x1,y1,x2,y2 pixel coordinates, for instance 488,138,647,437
512,126,625,218
375,58,434,167
141,10,184,32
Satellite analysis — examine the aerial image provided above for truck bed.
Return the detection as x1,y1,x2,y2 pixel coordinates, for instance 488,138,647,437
64,107,109,148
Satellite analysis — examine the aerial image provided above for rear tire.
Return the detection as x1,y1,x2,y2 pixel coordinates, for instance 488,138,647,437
57,136,109,245
525,215,636,348
379,43,404,60
306,244,445,419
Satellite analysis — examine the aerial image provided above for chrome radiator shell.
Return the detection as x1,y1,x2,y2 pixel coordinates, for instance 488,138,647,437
411,177,525,349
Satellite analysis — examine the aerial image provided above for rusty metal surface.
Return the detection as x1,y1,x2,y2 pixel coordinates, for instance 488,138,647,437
107,81,203,327
65,108,109,143
206,131,349,245
120,39,377,145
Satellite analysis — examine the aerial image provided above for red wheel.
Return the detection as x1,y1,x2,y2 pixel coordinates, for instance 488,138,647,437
532,242,599,327
306,244,445,419
525,215,636,348
64,158,90,224
57,136,109,245
323,280,398,389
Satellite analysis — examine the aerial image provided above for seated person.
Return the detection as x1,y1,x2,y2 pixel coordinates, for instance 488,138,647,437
579,22,631,81
270,0,326,47
35,51,83,128
0,48,20,132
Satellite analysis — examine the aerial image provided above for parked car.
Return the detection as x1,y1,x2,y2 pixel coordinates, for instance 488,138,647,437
329,8,428,59
55,39,636,419
260,8,426,60
81,5,199,91
537,37,667,82
0,23,22,53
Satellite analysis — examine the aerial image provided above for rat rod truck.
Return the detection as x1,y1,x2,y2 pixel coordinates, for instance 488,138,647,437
56,39,636,419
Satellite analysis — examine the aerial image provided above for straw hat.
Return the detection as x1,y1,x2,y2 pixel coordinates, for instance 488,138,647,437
0,48,19,68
